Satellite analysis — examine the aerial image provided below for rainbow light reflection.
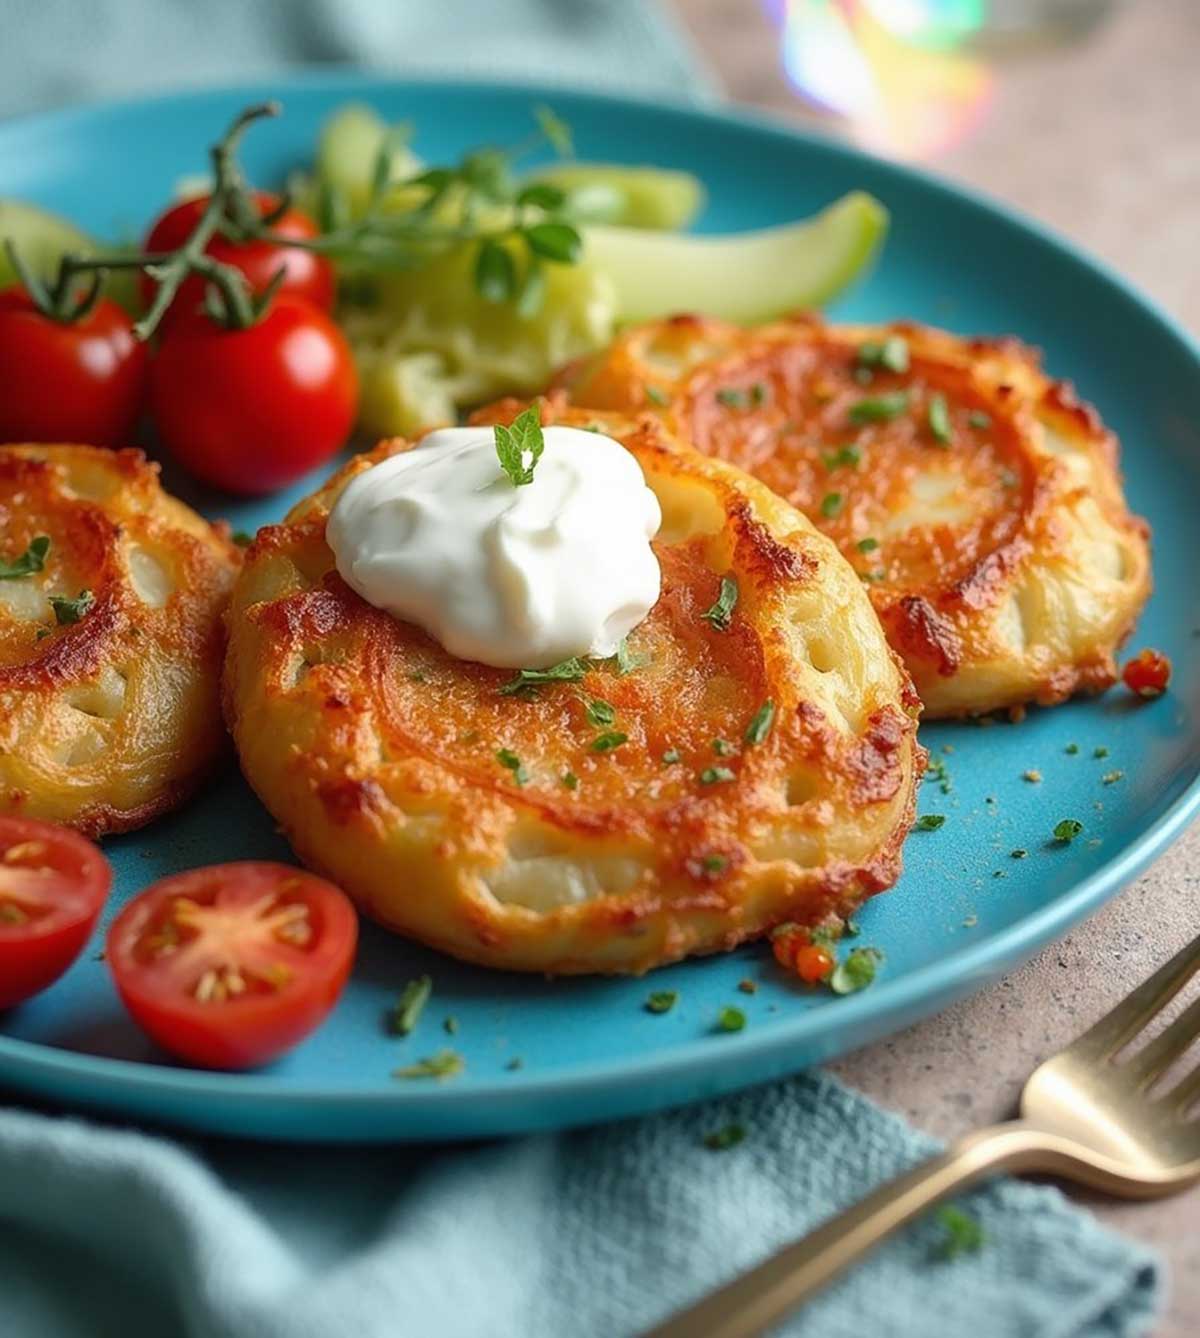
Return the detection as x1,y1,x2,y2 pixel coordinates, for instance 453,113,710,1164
769,0,994,160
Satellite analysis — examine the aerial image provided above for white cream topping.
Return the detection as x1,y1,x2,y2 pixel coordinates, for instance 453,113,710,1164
326,425,662,669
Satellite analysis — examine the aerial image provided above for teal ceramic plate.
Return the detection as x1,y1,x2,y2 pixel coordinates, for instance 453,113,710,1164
1,77,1197,1142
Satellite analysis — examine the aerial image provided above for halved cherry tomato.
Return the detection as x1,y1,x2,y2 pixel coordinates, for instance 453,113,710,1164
148,294,358,495
1122,648,1171,699
106,862,357,1069
0,817,112,1009
141,192,334,319
0,287,148,448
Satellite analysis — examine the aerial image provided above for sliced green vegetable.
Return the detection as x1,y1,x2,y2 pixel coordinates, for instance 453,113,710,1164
0,199,140,314
523,162,705,230
581,191,888,324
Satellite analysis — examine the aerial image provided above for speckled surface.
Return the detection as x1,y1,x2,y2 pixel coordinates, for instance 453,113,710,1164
673,1,1200,1331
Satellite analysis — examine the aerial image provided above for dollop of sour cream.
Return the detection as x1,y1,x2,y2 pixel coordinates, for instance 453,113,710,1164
326,425,662,669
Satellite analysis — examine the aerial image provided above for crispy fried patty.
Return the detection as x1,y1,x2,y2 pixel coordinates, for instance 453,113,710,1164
0,445,240,835
224,408,923,975
556,316,1152,717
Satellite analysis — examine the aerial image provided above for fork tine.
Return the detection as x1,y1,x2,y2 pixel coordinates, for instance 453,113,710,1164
1122,993,1200,1087
1168,1063,1200,1115
1068,931,1200,1060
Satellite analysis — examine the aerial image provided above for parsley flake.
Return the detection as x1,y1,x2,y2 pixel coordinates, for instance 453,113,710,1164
645,385,669,407
822,444,862,470
712,738,735,756
750,381,769,407
393,1049,464,1080
614,637,650,675
1065,742,1080,755
562,771,579,790
915,814,946,831
849,391,909,423
493,405,545,486
702,854,728,873
586,699,616,728
1093,745,1110,758
389,975,432,1036
50,589,95,626
591,730,628,753
858,335,910,374
856,537,879,553
932,1205,985,1261
444,1015,459,1035
715,387,748,409
499,658,587,695
231,530,254,547
1053,818,1084,843
699,766,735,786
829,946,883,995
701,575,738,632
967,410,992,430
927,392,952,445
645,990,678,1014
1011,848,1028,859
703,1122,746,1151
745,700,775,746
0,535,50,580
661,748,681,766
820,492,844,518
715,1006,746,1033
496,748,529,785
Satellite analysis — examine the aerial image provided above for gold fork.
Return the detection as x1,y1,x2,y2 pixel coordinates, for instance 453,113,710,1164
645,932,1200,1338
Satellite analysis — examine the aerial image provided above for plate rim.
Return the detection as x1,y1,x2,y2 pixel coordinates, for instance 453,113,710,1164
2,71,1198,1125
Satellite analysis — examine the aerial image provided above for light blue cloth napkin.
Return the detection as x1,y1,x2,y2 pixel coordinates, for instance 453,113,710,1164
0,1075,1161,1338
0,3,1165,1335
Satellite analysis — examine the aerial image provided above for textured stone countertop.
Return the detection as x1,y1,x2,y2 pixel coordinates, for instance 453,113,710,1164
671,2,1200,1332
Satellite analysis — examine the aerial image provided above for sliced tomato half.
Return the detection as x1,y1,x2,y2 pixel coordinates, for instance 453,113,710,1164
0,816,112,1009
106,862,358,1069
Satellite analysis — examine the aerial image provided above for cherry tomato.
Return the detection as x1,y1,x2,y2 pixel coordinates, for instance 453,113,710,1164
772,924,835,983
1122,648,1171,699
0,817,112,1009
106,862,357,1069
141,193,334,319
148,295,358,495
0,287,148,448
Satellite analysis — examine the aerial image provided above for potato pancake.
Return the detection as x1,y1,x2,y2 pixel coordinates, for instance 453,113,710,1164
224,407,923,975
0,445,239,836
556,316,1152,718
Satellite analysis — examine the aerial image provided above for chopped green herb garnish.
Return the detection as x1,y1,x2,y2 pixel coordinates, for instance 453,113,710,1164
444,1015,459,1035
408,671,428,683
745,700,775,746
614,637,650,675
702,854,728,873
389,974,432,1036
856,537,879,553
231,530,254,547
915,814,946,831
715,1006,746,1033
858,335,910,374
591,731,628,752
50,590,95,626
1065,742,1079,755
750,382,768,407
699,766,736,786
715,387,747,408
35,628,51,641
645,385,669,407
645,990,678,1014
499,657,587,695
967,410,992,430
1053,818,1084,843
661,748,682,765
703,1122,746,1151
712,738,735,756
822,444,862,470
0,535,50,580
844,918,861,937
493,405,544,486
849,391,909,423
505,1056,524,1071
932,1205,985,1260
829,946,883,995
820,492,844,518
1011,848,1028,859
1102,770,1124,785
496,748,529,785
927,392,952,445
393,1049,464,1080
1093,746,1110,758
701,575,739,632
586,698,616,728
562,771,579,790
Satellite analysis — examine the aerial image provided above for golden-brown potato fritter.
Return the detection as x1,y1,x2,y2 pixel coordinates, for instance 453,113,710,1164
224,407,924,975
556,316,1152,718
0,445,239,835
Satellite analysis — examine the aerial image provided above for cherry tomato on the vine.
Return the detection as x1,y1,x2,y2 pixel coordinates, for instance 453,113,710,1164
141,192,335,319
148,294,358,495
0,816,112,1009
0,287,148,448
1122,648,1171,699
106,862,358,1069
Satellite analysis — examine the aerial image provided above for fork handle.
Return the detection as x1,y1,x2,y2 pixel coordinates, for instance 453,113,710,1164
642,1120,1062,1338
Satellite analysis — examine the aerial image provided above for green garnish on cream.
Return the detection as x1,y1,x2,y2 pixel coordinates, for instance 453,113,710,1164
493,405,545,486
